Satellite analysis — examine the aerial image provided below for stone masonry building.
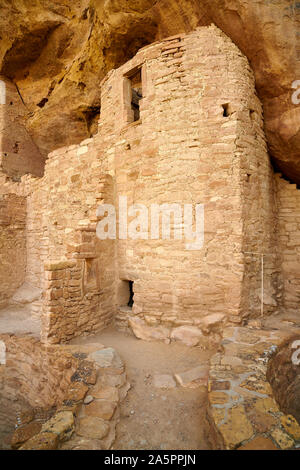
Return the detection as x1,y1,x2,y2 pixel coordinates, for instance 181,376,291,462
0,26,298,344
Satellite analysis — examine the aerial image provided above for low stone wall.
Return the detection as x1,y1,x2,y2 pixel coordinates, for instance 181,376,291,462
207,325,300,449
0,142,117,344
116,313,223,349
0,335,129,450
41,237,115,343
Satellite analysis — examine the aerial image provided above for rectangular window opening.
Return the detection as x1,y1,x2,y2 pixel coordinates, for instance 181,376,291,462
124,67,143,124
130,69,142,122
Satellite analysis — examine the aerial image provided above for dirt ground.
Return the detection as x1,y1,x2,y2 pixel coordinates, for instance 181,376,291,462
71,327,217,450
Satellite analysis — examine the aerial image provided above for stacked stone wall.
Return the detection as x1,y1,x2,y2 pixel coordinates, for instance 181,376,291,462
276,175,300,314
0,193,26,308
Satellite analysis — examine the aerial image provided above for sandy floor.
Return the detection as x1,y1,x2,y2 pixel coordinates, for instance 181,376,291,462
71,327,217,450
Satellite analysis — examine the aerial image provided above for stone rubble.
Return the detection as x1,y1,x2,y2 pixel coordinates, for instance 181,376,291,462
0,337,130,450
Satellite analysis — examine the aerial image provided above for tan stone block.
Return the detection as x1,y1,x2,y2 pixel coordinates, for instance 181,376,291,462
77,417,110,439
91,385,119,401
239,377,272,395
84,400,117,420
19,432,59,450
218,405,254,449
246,408,278,433
129,317,170,343
238,436,278,450
219,405,254,449
170,326,204,347
64,382,89,403
209,391,230,405
41,411,74,442
141,168,156,176
280,415,300,440
253,397,280,415
11,422,42,449
209,380,231,392
97,372,127,389
211,407,226,426
197,313,226,334
88,348,124,374
221,356,243,366
45,261,76,271
271,428,295,450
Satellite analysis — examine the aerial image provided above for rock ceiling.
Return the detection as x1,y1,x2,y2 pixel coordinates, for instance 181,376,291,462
0,0,299,182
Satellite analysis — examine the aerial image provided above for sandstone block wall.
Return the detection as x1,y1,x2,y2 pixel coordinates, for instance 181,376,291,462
97,26,277,329
240,120,279,318
0,140,116,342
0,77,45,179
0,26,293,343
0,194,26,308
0,334,78,407
0,336,129,450
276,175,300,314
39,144,116,342
0,334,79,448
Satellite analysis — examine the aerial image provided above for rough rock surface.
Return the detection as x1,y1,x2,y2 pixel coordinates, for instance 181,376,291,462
170,326,204,347
19,431,59,450
267,337,300,423
209,324,300,450
0,1,299,182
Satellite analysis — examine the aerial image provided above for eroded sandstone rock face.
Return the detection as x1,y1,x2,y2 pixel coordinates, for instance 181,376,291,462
267,337,300,423
0,0,299,181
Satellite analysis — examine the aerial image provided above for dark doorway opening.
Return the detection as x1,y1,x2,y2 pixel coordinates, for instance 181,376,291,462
222,103,230,117
118,280,134,309
128,280,134,308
